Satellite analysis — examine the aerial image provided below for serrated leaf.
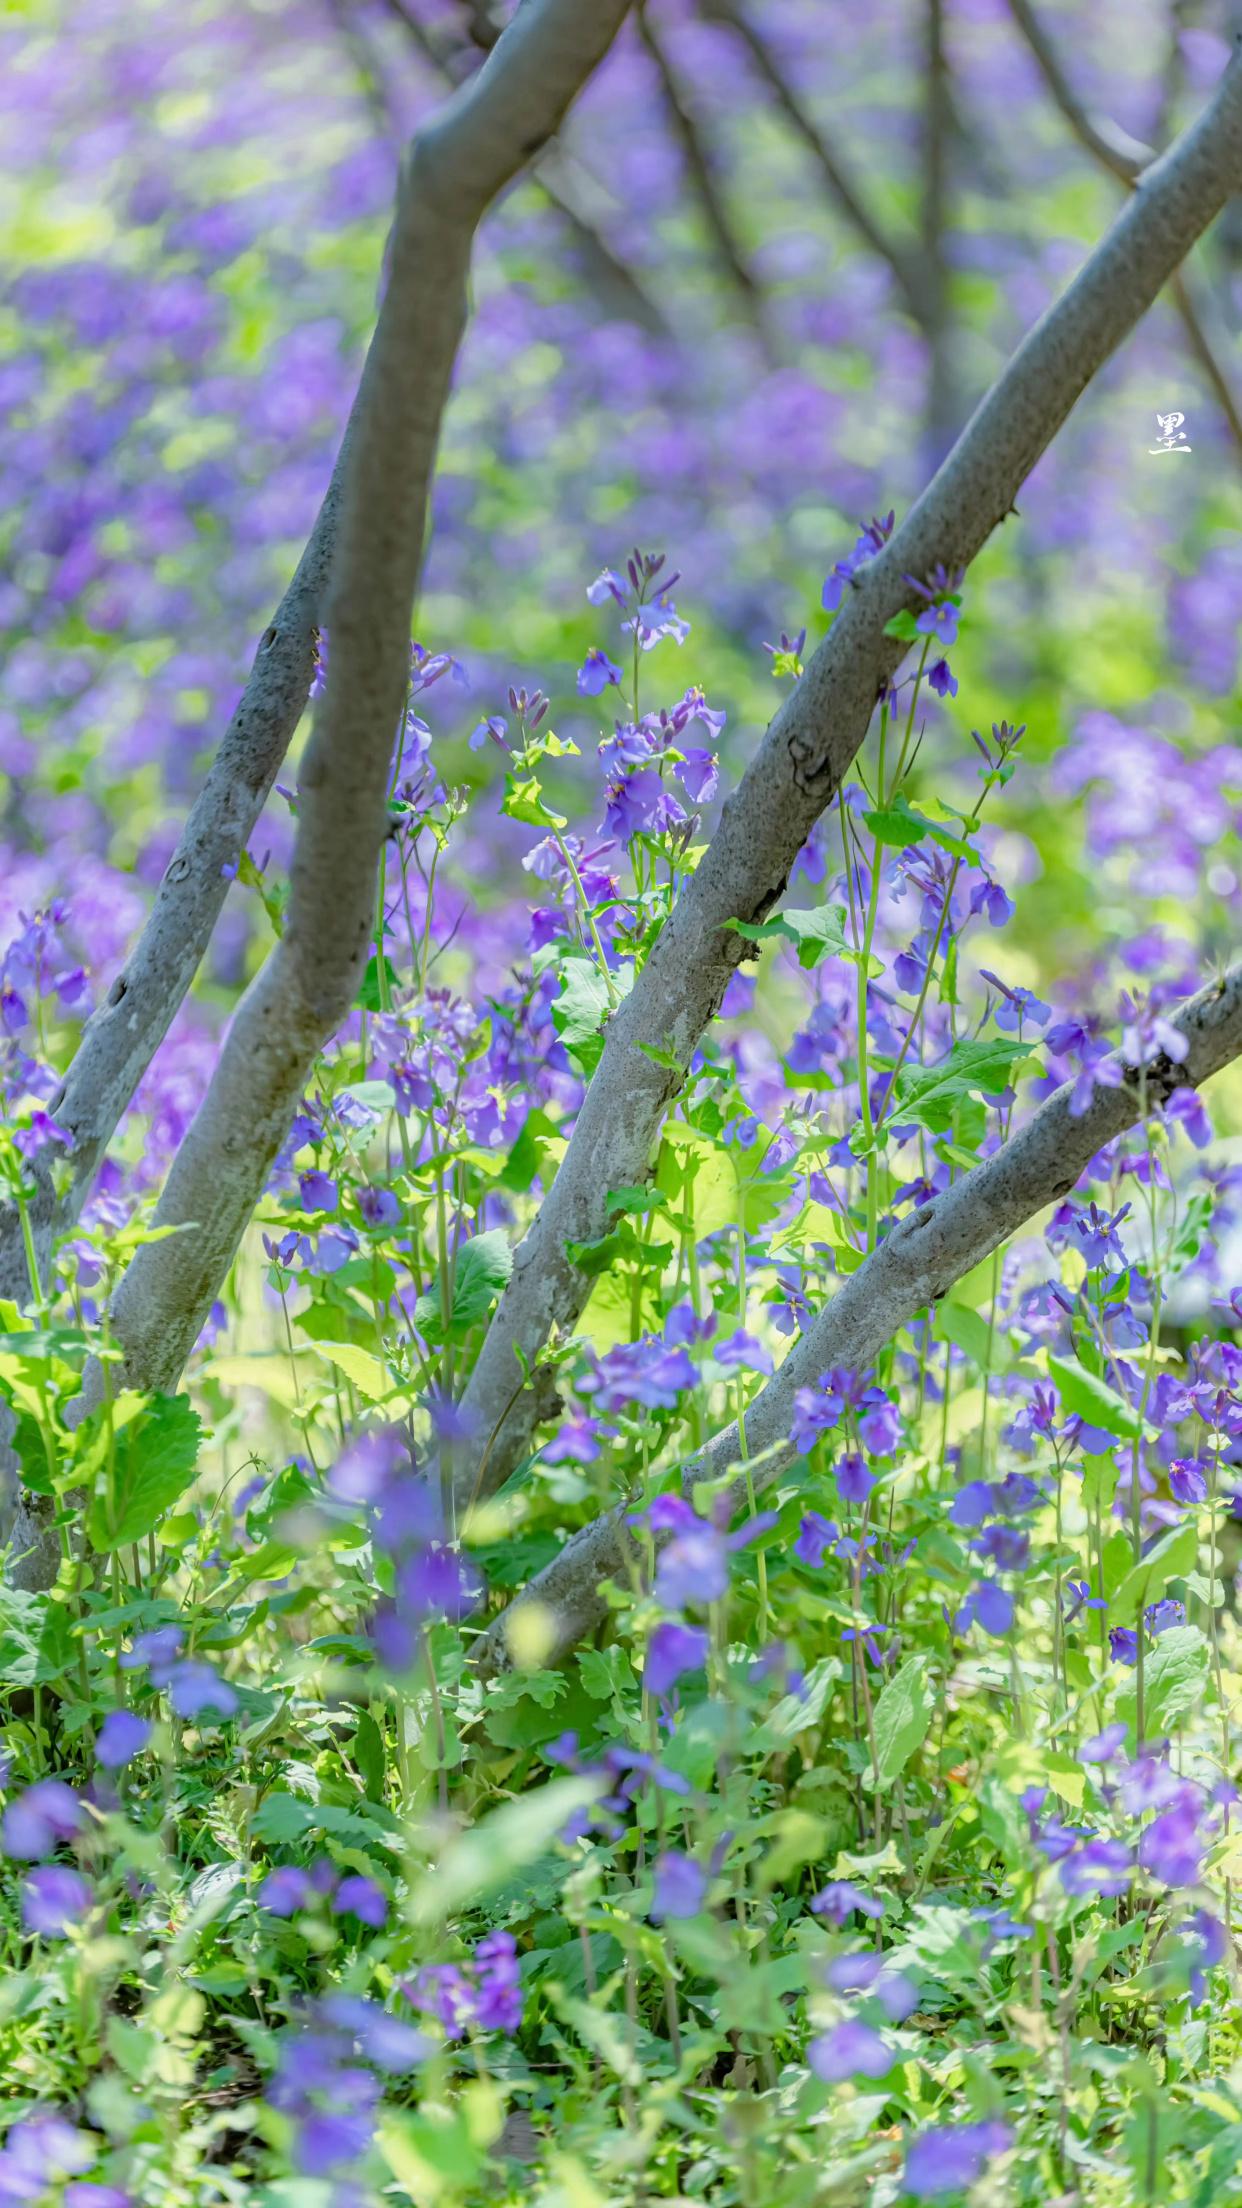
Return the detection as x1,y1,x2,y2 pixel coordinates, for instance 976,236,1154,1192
415,1229,513,1345
892,1039,1031,1135
86,1395,202,1552
309,1339,393,1403
1115,1625,1208,1744
0,1587,74,1686
550,956,634,1076
725,903,850,969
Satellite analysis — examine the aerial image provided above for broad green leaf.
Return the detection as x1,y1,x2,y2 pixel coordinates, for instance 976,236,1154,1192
863,793,979,860
407,1776,601,1923
1046,1353,1140,1440
354,953,398,1012
415,1228,514,1344
892,1039,1031,1135
86,1395,202,1553
0,1587,74,1686
936,1300,1010,1376
1115,1626,1208,1745
309,1340,392,1403
871,1655,931,1787
725,902,850,969
550,956,634,1076
1110,1521,1199,1626
750,1656,841,1749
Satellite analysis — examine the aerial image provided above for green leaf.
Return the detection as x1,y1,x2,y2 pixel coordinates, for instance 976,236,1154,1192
750,1656,841,1749
550,956,633,1077
1046,1353,1141,1440
863,793,979,860
354,953,398,1012
1115,1626,1208,1745
882,608,921,641
892,1039,1031,1135
309,1340,393,1403
86,1395,202,1552
502,771,566,830
415,1229,513,1345
407,1776,602,1924
0,1587,74,1686
871,1655,931,1788
353,1712,388,1804
936,1301,1010,1376
725,903,850,970
1110,1521,1199,1627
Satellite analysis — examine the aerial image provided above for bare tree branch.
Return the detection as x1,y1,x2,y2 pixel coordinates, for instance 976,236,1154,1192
378,0,670,335
1005,0,1242,458
455,42,1242,1506
5,0,634,1592
477,960,1242,1671
0,443,354,1309
101,0,632,1395
699,0,928,321
920,0,955,468
635,3,766,335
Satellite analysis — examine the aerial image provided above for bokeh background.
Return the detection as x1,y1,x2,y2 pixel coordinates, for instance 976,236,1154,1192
2,0,1241,1201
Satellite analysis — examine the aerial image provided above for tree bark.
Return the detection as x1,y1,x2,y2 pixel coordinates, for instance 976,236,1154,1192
455,41,1242,1507
476,961,1242,1671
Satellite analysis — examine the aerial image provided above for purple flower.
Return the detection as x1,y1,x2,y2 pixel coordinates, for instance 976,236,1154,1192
577,646,623,695
1169,1457,1209,1504
1184,1907,1227,2003
357,1185,400,1230
95,1709,152,1769
857,1395,901,1456
811,1880,884,1926
821,512,894,609
474,1929,524,2032
542,1415,603,1466
644,1621,709,1697
333,1875,388,1928
808,2019,892,2081
2,1778,83,1860
674,746,719,803
957,1581,1014,1637
916,600,958,645
22,1864,91,1937
1139,1792,1204,1888
1079,1721,1128,1765
1164,1085,1211,1148
927,657,957,698
299,1169,338,1212
655,1525,729,1609
165,1660,238,1722
1060,1837,1134,1897
259,1866,316,1916
836,1452,873,1505
795,1511,841,1566
651,1850,706,1921
904,2121,1012,2198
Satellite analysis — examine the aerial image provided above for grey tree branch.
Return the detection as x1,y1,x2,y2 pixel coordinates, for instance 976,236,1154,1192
1005,0,1242,458
5,0,633,1589
634,3,766,335
921,0,955,469
699,0,929,322
378,0,670,335
455,40,1242,1507
0,444,353,1310
477,961,1242,1671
